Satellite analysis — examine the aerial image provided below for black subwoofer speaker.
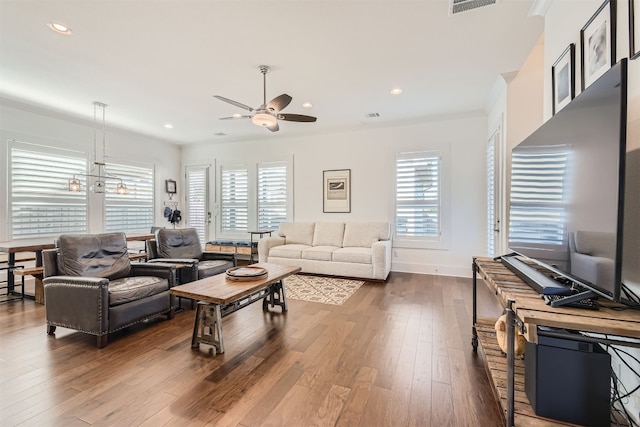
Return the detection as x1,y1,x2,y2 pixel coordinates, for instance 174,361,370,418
525,329,611,426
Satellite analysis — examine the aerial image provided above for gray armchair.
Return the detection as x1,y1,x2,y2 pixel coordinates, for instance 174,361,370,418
147,228,236,283
43,232,176,348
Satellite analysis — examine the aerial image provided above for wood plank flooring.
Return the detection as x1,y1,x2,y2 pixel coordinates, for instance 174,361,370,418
0,272,505,426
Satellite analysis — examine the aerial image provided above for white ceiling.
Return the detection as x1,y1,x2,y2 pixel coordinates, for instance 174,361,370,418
0,0,544,145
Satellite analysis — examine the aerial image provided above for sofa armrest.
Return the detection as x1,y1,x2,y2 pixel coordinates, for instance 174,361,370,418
130,262,177,287
202,251,237,266
43,276,109,335
258,236,286,263
371,240,392,281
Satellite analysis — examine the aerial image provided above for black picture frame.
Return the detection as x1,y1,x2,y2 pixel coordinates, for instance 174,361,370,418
552,43,576,115
323,169,351,213
165,179,177,194
580,0,617,91
631,0,640,59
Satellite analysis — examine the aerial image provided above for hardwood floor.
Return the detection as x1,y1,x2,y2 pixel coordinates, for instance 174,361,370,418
0,272,504,426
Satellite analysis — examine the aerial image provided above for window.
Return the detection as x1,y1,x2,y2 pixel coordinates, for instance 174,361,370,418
10,143,88,238
220,165,248,233
395,151,441,240
104,162,154,233
487,141,496,256
508,147,570,247
258,162,287,232
186,166,209,243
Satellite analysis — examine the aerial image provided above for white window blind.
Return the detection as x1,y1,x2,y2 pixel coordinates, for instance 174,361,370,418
487,141,496,256
395,152,440,238
509,148,569,246
186,166,208,243
104,163,154,233
258,163,287,232
221,166,248,233
10,146,88,238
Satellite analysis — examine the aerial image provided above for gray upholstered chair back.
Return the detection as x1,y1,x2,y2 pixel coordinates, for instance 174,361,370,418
156,228,203,259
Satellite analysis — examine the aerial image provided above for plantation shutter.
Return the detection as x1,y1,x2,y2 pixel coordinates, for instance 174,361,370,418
258,162,287,232
104,163,154,232
10,146,88,238
395,152,440,238
487,141,496,256
221,166,248,232
509,148,569,246
186,166,208,243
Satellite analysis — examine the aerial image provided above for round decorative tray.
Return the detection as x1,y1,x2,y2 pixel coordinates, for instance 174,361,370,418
225,266,268,281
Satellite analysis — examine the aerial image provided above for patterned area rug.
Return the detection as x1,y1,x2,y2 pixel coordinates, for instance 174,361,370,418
284,274,364,306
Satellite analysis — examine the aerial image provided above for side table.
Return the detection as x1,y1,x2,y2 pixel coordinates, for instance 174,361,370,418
248,231,272,264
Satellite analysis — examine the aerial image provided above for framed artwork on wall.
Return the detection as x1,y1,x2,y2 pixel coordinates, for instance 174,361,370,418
552,43,576,115
323,169,351,213
631,0,640,59
580,0,617,90
165,179,177,194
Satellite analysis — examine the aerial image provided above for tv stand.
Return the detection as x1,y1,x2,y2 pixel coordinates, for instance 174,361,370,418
471,256,640,426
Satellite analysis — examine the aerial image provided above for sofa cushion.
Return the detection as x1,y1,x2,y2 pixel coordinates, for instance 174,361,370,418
108,276,168,306
198,260,234,279
279,222,315,245
312,223,345,247
302,246,339,262
270,244,310,259
332,247,373,264
156,228,203,259
56,232,132,280
342,222,390,248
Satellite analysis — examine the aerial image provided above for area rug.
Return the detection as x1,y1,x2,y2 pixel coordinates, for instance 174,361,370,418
284,274,364,306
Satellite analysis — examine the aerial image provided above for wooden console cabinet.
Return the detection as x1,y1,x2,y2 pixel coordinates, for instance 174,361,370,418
472,256,640,426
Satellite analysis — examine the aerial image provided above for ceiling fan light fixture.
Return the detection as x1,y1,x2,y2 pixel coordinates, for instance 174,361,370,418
252,113,277,127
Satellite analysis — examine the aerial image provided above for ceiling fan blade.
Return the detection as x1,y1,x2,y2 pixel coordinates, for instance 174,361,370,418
266,94,292,113
279,113,317,123
213,95,254,112
266,122,280,132
219,115,252,120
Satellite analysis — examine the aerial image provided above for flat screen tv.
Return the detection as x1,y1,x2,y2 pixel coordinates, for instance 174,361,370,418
504,58,628,305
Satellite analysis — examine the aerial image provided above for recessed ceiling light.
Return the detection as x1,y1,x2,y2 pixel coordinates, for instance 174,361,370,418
47,22,72,35
302,102,313,109
164,123,173,129
390,88,403,95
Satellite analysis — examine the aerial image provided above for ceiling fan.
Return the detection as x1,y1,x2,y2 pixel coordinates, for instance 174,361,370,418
214,65,317,132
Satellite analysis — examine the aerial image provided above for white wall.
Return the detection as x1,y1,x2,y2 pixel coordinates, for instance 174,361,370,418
0,99,181,241
183,113,488,278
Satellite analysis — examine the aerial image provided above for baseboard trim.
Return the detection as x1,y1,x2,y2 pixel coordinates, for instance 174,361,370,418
391,262,472,278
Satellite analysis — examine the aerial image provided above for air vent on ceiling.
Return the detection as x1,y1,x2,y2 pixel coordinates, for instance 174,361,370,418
450,0,497,14
365,112,380,118
214,132,227,136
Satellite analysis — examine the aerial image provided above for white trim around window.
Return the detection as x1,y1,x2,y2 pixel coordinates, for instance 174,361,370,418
393,146,451,250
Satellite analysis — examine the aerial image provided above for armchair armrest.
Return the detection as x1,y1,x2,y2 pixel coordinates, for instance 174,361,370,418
258,236,286,263
202,251,237,266
43,276,109,335
130,262,177,287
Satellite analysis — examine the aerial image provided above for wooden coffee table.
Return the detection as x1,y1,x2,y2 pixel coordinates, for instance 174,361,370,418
170,262,301,355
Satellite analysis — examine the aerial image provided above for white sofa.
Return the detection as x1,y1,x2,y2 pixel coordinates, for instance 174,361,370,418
258,222,392,280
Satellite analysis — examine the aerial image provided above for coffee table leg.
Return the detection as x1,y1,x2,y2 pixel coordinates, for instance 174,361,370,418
263,280,288,312
191,302,225,354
